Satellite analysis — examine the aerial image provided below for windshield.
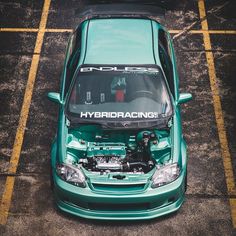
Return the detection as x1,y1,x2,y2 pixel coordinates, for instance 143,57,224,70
66,66,173,124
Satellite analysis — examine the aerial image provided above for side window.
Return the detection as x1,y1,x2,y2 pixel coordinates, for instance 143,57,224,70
64,28,81,97
158,29,175,97
159,29,168,54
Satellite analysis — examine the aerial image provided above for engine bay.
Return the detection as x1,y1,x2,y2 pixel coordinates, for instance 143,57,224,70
66,125,172,174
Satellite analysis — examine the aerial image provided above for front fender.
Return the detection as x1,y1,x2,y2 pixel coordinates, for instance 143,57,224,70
181,137,188,170
51,138,57,168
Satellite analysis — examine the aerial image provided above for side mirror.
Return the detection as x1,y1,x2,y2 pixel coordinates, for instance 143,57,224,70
178,93,192,104
47,92,63,104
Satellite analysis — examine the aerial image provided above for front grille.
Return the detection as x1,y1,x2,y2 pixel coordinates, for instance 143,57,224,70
92,183,146,192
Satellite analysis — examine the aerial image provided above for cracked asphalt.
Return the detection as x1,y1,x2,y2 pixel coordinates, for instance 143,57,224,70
0,0,236,235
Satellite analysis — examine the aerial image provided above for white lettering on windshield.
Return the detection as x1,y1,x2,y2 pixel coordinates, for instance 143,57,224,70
80,67,159,73
79,112,160,119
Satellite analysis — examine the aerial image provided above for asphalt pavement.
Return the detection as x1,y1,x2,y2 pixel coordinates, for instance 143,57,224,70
0,0,236,235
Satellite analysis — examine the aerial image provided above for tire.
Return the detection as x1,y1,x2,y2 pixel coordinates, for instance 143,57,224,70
184,170,188,192
50,165,54,191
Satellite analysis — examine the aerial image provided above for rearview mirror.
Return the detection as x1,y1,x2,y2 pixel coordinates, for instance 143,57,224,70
47,92,63,104
178,93,192,104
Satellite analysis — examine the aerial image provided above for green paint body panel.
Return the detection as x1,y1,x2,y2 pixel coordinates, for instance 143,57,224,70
53,169,185,220
84,19,156,65
49,16,191,220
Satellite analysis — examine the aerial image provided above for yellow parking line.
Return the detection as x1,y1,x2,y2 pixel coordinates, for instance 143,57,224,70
198,0,236,228
169,29,236,34
0,0,51,225
45,28,73,33
208,30,236,34
0,27,235,35
0,28,72,33
0,28,38,32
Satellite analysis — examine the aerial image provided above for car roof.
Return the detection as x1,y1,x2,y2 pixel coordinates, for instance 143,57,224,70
82,18,158,65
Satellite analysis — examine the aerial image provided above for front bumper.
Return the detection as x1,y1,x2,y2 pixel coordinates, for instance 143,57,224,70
53,170,186,220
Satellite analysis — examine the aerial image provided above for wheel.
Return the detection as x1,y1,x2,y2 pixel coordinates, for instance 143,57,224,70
50,165,54,191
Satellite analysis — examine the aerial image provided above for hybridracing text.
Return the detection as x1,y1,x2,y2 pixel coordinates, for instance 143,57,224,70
79,112,160,119
80,66,159,73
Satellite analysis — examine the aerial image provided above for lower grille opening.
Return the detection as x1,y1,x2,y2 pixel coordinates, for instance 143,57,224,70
88,202,150,211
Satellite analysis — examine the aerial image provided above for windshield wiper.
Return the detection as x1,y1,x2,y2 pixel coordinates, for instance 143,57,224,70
66,115,172,130
102,117,172,130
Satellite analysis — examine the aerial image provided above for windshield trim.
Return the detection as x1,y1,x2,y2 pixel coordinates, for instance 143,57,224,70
65,64,174,123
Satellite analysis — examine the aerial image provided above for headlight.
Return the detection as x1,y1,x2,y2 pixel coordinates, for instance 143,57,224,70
151,163,180,188
56,163,86,188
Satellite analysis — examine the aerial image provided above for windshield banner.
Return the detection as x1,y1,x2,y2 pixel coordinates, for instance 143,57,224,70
79,112,166,119
80,66,159,73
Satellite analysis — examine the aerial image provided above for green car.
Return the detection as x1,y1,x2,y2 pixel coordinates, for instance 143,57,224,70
48,4,192,220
